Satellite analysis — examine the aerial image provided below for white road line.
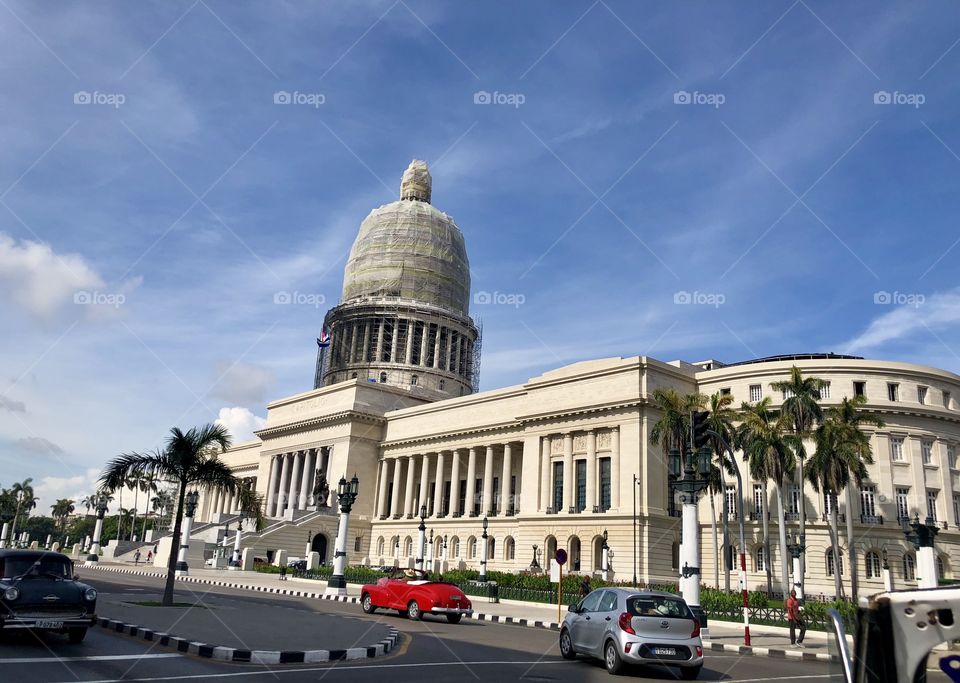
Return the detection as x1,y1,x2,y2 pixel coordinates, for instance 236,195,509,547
2,653,182,664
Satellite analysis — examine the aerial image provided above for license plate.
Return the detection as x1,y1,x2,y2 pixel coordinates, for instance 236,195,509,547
451,596,461,601
653,647,676,656
36,620,64,629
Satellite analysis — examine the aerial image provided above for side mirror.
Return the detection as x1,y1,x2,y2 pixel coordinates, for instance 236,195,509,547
568,603,579,614
826,608,854,683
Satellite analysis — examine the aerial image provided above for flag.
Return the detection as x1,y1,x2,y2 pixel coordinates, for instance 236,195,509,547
317,329,331,348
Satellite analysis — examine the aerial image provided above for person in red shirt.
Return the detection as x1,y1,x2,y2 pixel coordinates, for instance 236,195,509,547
785,589,806,646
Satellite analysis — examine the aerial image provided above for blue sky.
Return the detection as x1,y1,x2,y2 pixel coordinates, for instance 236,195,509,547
3,0,960,511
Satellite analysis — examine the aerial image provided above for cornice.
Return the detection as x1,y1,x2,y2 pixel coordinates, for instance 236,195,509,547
255,410,385,439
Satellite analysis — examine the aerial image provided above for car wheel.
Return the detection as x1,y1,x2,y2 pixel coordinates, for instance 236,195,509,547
407,600,422,621
559,628,576,660
680,664,703,680
446,614,462,624
604,639,624,675
68,628,87,644
361,593,376,614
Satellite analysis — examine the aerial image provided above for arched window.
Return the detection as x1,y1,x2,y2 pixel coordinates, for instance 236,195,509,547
755,546,766,573
404,536,413,557
827,549,843,576
468,536,477,559
351,372,358,379
671,542,679,570
504,536,515,561
439,379,445,391
864,551,881,579
450,536,460,558
545,536,557,562
411,375,419,386
379,372,387,383
903,553,916,581
569,536,581,571
376,537,385,556
391,536,400,556
488,538,496,560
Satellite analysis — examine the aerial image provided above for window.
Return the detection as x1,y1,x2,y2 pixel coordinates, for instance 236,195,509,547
890,437,905,462
753,484,764,517
379,371,387,383
404,537,413,556
671,542,679,569
788,485,800,515
827,549,843,576
452,537,460,557
458,479,466,516
819,382,831,399
954,495,960,526
861,486,877,518
950,445,957,470
473,478,482,516
854,381,866,397
725,485,737,518
579,591,603,613
755,546,766,572
927,490,939,521
922,440,934,465
376,537,385,556
491,477,499,515
354,536,362,552
575,460,587,512
720,387,731,396
468,537,477,559
488,538,495,559
552,461,563,512
782,387,795,400
903,554,916,581
749,384,762,402
888,383,899,402
865,551,881,579
896,488,910,521
945,391,952,409
599,458,611,511
918,386,928,405
938,556,947,580
824,490,838,515
505,537,515,560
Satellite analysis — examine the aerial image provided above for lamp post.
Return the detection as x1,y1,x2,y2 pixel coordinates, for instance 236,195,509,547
416,505,427,571
881,547,894,591
786,535,805,600
427,529,434,573
904,514,939,589
175,490,200,576
325,474,359,597
86,494,110,565
669,445,712,635
229,519,243,570
632,474,639,586
393,537,400,567
601,529,610,581
479,515,489,582
530,544,541,573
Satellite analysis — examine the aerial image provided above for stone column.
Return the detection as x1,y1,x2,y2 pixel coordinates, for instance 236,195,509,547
405,320,414,364
300,448,314,509
389,318,399,363
210,489,221,519
361,321,371,363
450,449,462,517
611,427,620,510
403,455,416,517
345,322,356,364
563,433,574,513
433,326,442,368
452,333,461,374
277,453,291,515
501,443,512,514
466,447,478,516
376,459,390,518
419,324,430,366
482,445,495,516
419,453,432,512
392,457,405,518
375,318,385,361
586,431,597,513
287,451,303,512
541,436,552,512
434,450,446,517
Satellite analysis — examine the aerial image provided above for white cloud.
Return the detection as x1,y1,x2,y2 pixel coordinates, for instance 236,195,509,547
33,467,101,517
14,436,63,457
844,288,960,353
209,362,274,405
0,396,26,412
216,406,266,442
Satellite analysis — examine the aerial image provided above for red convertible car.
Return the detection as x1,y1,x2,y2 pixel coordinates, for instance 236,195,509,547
360,568,473,623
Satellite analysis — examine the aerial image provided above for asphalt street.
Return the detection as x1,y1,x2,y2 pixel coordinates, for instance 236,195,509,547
0,571,946,683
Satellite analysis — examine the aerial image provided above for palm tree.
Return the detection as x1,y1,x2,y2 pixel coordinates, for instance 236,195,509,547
770,366,826,594
649,389,707,457
125,472,141,540
9,478,34,538
808,396,883,600
80,495,94,516
101,423,265,606
705,392,737,591
737,398,795,596
51,499,76,530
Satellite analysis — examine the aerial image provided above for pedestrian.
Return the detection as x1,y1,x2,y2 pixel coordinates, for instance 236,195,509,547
786,589,806,646
146,550,153,563
279,563,287,581
579,575,591,598
133,549,141,565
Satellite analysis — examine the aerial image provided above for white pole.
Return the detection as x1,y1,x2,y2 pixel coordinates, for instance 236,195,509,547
479,534,488,581
324,509,351,597
602,545,609,581
0,522,9,549
175,515,194,576
86,516,105,565
416,526,426,570
792,555,803,600
679,501,701,611
882,564,894,592
918,546,938,589
229,525,242,570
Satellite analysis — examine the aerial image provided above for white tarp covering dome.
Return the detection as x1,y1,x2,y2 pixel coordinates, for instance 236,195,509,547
340,160,471,316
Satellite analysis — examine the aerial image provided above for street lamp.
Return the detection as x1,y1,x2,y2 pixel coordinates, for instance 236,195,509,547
530,544,541,573
325,474,359,597
479,515,489,582
86,494,110,565
416,504,427,571
601,529,610,581
427,529,435,572
669,445,712,635
904,514,939,589
229,519,244,570
786,535,806,600
175,490,200,576
632,474,641,587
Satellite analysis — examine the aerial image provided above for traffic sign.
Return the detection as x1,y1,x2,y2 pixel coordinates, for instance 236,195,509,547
555,548,567,565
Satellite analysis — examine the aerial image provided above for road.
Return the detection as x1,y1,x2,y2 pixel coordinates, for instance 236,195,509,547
0,571,930,683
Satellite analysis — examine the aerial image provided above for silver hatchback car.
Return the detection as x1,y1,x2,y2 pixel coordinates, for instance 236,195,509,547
559,588,704,678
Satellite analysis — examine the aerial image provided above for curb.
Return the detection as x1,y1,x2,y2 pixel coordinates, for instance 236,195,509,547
85,565,835,662
95,616,400,664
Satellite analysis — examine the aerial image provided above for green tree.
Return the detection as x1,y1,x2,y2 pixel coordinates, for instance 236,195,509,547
10,479,37,539
808,396,883,600
705,392,737,591
50,498,76,530
100,424,265,606
649,389,707,457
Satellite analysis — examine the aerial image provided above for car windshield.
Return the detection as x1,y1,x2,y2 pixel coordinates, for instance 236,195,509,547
627,596,691,618
1,557,73,580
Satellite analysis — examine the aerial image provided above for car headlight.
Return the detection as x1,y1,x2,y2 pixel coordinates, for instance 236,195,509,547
84,588,97,601
4,587,19,601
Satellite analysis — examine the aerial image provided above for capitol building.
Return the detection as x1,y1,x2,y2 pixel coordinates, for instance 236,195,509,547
196,161,960,598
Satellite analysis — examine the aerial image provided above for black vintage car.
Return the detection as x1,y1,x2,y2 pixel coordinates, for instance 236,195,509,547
0,549,98,642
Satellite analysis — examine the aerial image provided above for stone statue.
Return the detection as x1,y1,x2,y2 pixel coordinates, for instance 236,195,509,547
312,470,329,507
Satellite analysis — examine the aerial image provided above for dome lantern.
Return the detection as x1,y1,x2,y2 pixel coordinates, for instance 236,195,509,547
400,159,432,203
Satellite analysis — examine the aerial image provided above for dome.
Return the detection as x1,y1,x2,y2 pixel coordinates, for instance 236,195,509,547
340,160,471,316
